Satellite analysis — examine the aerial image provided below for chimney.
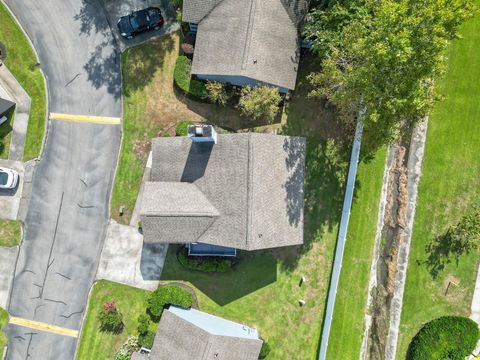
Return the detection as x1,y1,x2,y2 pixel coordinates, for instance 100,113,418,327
187,124,218,144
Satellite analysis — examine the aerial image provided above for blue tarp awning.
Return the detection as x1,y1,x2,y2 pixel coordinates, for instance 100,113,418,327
187,243,236,257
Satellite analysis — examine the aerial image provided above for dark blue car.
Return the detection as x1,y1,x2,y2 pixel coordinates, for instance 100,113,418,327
117,7,164,39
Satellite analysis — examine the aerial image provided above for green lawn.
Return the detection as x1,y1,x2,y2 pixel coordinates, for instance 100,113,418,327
325,146,387,360
0,307,8,358
0,3,46,161
0,219,21,247
397,9,480,359
76,280,154,360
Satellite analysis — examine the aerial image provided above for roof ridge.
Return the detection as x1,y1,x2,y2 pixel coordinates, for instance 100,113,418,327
196,0,226,24
241,0,257,71
245,134,254,249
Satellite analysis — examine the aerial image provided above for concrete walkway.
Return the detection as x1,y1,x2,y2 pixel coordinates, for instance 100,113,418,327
0,65,31,161
96,220,167,291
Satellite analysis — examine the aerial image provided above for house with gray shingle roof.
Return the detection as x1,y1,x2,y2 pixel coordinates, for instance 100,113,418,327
182,0,310,92
131,306,263,360
140,125,305,255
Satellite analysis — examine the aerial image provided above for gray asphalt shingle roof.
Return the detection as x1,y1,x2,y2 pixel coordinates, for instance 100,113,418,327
140,133,305,251
183,0,309,90
147,307,263,360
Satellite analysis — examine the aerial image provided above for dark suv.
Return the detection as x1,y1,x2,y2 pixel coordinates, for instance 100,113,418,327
117,7,164,39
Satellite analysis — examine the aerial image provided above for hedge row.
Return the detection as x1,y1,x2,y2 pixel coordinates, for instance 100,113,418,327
407,316,479,360
147,285,193,318
173,55,207,99
177,247,233,273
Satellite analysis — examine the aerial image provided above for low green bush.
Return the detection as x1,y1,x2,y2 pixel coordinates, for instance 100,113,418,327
175,121,192,136
114,336,139,360
147,285,193,318
173,56,207,99
178,248,233,273
137,314,150,335
206,81,229,105
138,331,155,349
98,302,123,333
407,316,479,360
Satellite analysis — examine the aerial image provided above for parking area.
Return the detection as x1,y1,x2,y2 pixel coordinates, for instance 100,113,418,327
101,0,179,51
0,159,24,220
96,220,167,290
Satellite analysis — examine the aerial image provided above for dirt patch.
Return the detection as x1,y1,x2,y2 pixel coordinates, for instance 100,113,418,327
132,138,151,164
366,143,410,359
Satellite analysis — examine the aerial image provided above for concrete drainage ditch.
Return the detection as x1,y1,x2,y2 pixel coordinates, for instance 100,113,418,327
361,120,428,360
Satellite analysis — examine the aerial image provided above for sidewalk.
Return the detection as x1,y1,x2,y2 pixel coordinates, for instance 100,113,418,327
0,64,31,161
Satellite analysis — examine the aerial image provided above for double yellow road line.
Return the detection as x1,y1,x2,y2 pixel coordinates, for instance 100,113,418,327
9,316,78,338
50,112,121,125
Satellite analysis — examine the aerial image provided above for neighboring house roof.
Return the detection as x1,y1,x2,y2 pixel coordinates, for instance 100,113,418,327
140,133,305,251
143,306,263,360
183,0,309,90
0,97,15,116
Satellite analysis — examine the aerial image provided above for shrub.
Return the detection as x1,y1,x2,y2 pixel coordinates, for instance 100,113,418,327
259,341,271,359
174,56,207,98
98,301,123,333
147,286,193,318
114,336,139,360
137,314,150,335
407,316,480,360
238,85,281,123
206,81,229,106
114,348,130,360
138,331,156,349
178,248,232,273
175,121,192,136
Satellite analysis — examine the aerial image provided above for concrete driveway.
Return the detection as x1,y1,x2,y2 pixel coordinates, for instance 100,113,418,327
0,160,24,220
3,0,122,359
101,0,179,51
96,220,167,291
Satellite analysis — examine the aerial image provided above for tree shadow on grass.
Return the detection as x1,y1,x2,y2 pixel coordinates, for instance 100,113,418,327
274,52,357,272
160,246,277,306
122,35,175,97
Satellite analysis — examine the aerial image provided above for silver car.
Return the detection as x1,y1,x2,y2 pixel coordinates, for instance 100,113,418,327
0,167,19,189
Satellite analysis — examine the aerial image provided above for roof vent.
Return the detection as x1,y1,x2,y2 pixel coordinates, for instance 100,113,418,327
188,124,218,144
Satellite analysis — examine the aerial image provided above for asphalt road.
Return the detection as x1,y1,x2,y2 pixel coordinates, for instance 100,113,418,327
3,0,122,358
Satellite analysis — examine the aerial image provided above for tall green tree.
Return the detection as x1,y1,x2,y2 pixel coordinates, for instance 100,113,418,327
238,85,281,123
304,0,476,151
421,207,480,278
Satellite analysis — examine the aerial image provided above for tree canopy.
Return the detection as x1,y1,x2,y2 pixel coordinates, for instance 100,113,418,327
238,85,281,123
304,0,476,151
407,316,479,360
421,207,480,278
